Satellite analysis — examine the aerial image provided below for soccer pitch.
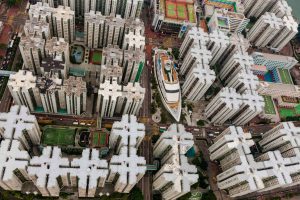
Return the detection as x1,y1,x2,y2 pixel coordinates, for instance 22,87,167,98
42,126,76,146
278,68,293,84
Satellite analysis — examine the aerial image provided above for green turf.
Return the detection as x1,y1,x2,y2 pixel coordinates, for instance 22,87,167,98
263,96,276,115
166,3,176,18
42,126,76,146
279,108,295,118
278,68,293,84
92,51,102,64
177,4,187,19
92,132,107,146
100,133,106,145
93,133,99,146
187,5,195,23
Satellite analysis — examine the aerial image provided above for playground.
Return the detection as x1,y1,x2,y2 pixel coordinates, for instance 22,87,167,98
89,50,102,65
42,126,76,146
164,0,196,23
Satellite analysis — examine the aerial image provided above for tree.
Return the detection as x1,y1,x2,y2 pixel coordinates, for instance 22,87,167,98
178,192,191,200
128,187,143,200
7,0,22,7
202,190,216,200
197,120,205,127
172,48,180,60
153,193,163,200
152,135,160,144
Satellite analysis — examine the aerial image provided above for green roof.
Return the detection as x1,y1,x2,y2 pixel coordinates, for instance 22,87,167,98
278,68,293,84
263,96,276,115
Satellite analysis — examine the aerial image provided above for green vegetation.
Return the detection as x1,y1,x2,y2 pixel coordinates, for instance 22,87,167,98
91,51,102,64
177,4,186,19
42,126,76,146
172,48,180,60
202,190,216,200
7,0,22,7
128,187,143,200
152,134,160,144
0,77,8,100
192,151,208,171
177,192,191,200
278,68,293,84
0,43,7,49
197,120,205,127
263,96,276,115
187,4,195,22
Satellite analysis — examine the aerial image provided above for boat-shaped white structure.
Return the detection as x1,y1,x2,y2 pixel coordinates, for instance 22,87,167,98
153,48,181,122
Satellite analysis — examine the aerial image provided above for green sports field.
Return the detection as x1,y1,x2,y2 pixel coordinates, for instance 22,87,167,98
177,4,187,19
187,4,195,23
279,104,300,118
263,95,276,115
42,126,76,146
166,2,177,18
278,68,293,84
91,51,102,64
92,131,108,147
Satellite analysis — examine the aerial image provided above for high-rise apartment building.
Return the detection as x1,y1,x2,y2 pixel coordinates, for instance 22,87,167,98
19,36,46,75
101,45,145,83
52,6,75,43
270,0,292,18
243,0,277,18
208,9,249,34
153,124,198,200
97,78,145,117
182,63,215,102
205,87,243,124
109,115,145,152
211,123,300,198
63,76,87,115
270,15,298,52
259,122,300,156
24,18,51,40
252,52,298,70
7,70,38,112
248,12,283,48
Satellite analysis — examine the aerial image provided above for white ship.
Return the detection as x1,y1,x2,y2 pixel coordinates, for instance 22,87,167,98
153,48,182,122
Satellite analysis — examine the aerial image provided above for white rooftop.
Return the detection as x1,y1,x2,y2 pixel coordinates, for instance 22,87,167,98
0,140,30,186
71,149,108,190
110,115,145,148
0,105,40,143
110,146,146,187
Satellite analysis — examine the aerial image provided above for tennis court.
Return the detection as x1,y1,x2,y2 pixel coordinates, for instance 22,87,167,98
165,1,177,18
91,130,108,148
278,68,293,84
263,96,276,115
42,126,76,146
165,0,196,23
177,4,187,20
